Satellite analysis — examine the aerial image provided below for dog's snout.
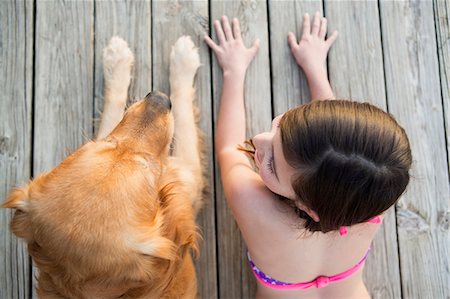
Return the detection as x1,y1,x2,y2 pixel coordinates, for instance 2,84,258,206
145,91,171,111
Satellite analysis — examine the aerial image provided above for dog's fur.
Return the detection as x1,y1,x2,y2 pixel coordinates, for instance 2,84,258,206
2,36,203,298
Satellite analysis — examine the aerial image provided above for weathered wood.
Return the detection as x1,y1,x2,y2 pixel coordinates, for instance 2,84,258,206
434,0,450,175
152,2,217,298
33,0,94,296
34,0,94,170
94,0,152,136
0,0,33,298
210,1,272,298
269,0,323,115
2,1,449,298
325,2,402,298
379,1,449,297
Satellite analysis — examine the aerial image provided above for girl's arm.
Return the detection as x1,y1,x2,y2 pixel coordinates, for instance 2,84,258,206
205,17,259,178
206,18,280,240
288,12,338,101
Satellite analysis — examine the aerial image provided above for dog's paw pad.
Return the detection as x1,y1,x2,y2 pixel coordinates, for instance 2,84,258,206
170,36,200,77
103,36,134,67
103,36,135,87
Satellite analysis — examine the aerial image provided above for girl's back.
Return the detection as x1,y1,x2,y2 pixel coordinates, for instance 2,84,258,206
239,188,380,298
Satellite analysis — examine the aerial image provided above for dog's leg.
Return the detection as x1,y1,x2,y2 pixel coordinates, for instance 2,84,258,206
169,36,203,211
96,36,134,140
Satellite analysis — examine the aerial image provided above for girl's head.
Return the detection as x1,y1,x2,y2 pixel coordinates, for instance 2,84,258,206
251,100,412,233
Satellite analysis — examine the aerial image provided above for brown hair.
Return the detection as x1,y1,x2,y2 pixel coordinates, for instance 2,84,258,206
278,100,412,232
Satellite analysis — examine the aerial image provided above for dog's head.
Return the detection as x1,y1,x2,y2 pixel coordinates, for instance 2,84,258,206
2,91,198,297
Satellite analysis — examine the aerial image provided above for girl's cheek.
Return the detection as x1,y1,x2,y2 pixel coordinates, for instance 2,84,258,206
259,170,278,193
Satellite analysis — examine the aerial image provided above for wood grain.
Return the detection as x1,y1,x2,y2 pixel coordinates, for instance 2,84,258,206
0,0,33,298
379,1,449,297
152,1,217,298
268,0,323,115
210,1,272,298
33,0,94,296
434,0,450,175
325,2,402,298
94,0,152,136
1,1,449,298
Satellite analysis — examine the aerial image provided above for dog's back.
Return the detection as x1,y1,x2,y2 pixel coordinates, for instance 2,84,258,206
4,139,198,298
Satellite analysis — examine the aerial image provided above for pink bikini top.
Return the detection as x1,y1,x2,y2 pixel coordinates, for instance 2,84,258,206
248,216,382,290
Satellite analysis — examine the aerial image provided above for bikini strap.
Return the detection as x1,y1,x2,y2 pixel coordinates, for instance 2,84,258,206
368,215,382,224
339,215,383,236
339,226,348,236
248,247,371,290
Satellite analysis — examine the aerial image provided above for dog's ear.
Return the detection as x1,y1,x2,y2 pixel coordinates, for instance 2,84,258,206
2,185,30,211
158,179,200,257
130,209,178,261
2,184,33,242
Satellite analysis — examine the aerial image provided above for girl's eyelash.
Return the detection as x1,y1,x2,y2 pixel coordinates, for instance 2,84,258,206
267,156,275,173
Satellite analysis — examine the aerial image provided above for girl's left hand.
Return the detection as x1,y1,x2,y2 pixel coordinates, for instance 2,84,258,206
205,16,260,76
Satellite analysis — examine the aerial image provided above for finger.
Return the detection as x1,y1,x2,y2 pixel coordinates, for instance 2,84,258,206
221,16,234,40
326,30,338,49
214,20,226,44
301,13,310,37
204,35,221,53
319,17,327,39
311,11,321,35
288,32,298,49
232,18,242,40
250,38,260,56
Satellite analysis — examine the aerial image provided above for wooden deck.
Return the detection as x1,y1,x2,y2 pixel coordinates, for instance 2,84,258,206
1,1,449,298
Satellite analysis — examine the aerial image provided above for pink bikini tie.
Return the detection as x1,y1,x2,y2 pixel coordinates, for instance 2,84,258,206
339,216,382,236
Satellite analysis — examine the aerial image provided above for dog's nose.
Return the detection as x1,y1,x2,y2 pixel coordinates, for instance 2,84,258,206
145,91,172,111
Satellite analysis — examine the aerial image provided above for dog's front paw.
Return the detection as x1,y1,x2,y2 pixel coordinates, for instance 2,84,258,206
170,36,200,90
103,36,134,94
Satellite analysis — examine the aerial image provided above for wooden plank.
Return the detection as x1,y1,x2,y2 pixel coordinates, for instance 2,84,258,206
94,0,152,136
325,2,402,298
33,0,94,296
379,1,450,297
34,0,94,171
152,2,217,298
269,0,323,115
435,0,450,175
210,1,271,298
0,0,33,298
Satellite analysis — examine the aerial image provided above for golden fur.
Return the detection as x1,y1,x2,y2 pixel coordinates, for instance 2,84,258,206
3,36,203,298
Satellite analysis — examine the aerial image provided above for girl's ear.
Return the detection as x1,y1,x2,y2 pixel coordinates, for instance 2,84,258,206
304,207,320,222
295,201,320,222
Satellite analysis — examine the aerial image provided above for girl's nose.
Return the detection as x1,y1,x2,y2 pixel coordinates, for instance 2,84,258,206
253,132,271,149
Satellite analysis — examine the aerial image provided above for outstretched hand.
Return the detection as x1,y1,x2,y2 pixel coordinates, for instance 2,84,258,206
288,12,338,77
205,16,260,76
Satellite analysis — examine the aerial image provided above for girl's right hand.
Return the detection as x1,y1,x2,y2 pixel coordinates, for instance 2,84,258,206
205,16,260,77
288,12,338,77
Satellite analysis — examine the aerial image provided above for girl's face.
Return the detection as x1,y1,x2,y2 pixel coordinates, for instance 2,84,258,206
252,114,297,200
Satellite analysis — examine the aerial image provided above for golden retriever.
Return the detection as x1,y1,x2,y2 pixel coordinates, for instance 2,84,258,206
2,36,204,298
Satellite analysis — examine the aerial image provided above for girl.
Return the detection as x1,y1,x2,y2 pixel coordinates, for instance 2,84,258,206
205,13,411,299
